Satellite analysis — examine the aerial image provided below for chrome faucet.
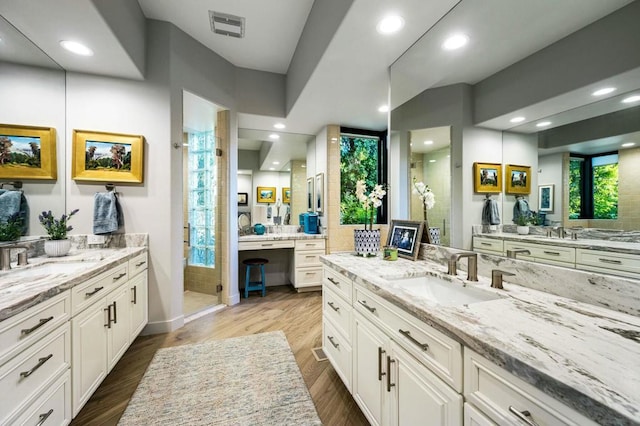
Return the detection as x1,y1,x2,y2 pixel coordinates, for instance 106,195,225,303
0,244,29,271
506,248,530,258
491,270,515,289
556,226,565,239
447,252,478,281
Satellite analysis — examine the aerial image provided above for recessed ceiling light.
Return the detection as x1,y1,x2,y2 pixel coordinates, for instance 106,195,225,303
424,140,434,145
429,159,436,163
592,87,616,96
442,34,468,51
60,40,94,56
272,161,280,165
269,167,275,171
376,15,404,35
536,121,552,127
378,105,390,113
510,116,525,123
622,95,640,103
274,123,285,129
621,142,636,147
301,164,306,168
269,134,280,139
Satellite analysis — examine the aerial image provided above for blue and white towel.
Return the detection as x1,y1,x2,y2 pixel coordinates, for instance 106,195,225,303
481,198,501,225
93,191,123,235
0,189,29,235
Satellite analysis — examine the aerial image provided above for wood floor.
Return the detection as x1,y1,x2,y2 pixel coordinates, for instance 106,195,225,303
71,285,369,426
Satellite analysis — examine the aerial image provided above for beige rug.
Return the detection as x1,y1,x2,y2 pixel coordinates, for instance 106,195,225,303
118,331,321,425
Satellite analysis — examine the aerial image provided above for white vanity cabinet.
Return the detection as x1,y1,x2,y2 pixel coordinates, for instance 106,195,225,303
503,240,575,267
472,237,503,255
292,239,326,290
464,348,598,426
575,248,640,279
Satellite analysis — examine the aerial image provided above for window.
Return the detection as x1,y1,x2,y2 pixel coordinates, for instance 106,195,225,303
339,127,388,225
569,152,618,219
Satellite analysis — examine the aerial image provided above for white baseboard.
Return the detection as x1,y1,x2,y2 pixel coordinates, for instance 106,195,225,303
141,315,184,335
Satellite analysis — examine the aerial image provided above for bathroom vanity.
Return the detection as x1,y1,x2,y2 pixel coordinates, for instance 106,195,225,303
321,252,640,426
0,242,148,424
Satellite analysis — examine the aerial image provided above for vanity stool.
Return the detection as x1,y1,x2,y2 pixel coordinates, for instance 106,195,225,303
243,258,269,298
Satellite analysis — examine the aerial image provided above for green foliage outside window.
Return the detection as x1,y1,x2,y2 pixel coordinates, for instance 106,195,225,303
569,159,582,219
340,136,379,225
593,163,618,219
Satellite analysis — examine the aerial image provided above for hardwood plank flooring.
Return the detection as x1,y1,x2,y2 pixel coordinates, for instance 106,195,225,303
71,286,368,426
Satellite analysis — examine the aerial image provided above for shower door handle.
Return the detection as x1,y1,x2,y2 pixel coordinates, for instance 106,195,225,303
184,223,191,246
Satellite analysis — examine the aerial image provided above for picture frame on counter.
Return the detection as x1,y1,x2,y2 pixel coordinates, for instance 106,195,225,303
473,162,502,193
72,129,144,183
538,184,554,212
387,219,424,261
0,123,57,180
505,164,531,194
256,186,276,203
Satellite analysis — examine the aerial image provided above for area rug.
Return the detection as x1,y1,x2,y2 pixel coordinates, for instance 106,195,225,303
118,331,321,425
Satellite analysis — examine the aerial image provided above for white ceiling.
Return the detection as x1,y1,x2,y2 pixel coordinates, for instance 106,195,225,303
1,0,637,169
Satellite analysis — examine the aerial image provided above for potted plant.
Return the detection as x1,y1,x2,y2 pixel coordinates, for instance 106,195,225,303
354,180,386,256
515,214,530,235
39,209,79,256
0,213,24,242
412,177,438,243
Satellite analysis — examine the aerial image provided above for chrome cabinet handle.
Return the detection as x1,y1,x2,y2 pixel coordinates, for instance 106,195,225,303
131,285,137,304
481,242,491,246
85,286,104,297
386,356,396,392
598,258,622,264
358,300,376,313
327,301,339,312
112,301,117,324
327,277,340,286
20,354,53,378
378,347,386,381
36,409,54,426
113,273,126,281
508,406,539,426
328,335,339,349
399,329,429,351
21,316,54,335
543,251,560,256
104,306,112,328
135,260,146,267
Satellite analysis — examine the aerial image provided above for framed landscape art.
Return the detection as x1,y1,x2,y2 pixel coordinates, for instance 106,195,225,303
506,164,531,194
257,186,276,203
0,123,57,180
473,162,501,193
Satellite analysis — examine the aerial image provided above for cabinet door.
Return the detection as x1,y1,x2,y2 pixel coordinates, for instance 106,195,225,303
107,284,131,370
71,300,108,416
353,312,388,426
390,342,462,426
129,270,148,339
464,403,495,426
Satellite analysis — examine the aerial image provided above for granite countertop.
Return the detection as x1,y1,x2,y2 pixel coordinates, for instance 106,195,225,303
321,253,640,425
476,232,640,255
0,247,147,322
239,233,326,242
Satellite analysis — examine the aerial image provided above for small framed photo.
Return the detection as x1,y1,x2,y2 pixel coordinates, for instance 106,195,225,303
0,123,57,180
72,129,144,183
307,177,314,212
386,220,424,261
506,164,531,194
538,184,554,212
238,192,248,206
257,186,276,203
473,162,502,193
282,187,291,204
315,173,324,214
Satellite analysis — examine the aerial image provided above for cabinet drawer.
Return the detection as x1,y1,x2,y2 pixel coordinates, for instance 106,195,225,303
473,237,503,254
356,285,462,392
323,318,352,392
504,241,575,264
0,292,69,366
576,248,640,277
71,264,128,315
323,267,352,303
11,369,71,426
238,240,294,251
294,267,323,288
295,239,326,251
128,251,148,278
295,249,325,267
0,323,70,425
323,286,352,340
464,348,598,426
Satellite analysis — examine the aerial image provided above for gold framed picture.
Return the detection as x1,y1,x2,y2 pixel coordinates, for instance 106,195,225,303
282,187,291,204
0,123,57,180
257,186,276,203
72,129,144,183
473,162,502,193
506,164,531,194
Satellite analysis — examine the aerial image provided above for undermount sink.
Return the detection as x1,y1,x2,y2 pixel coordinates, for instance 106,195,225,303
0,261,99,280
389,275,502,306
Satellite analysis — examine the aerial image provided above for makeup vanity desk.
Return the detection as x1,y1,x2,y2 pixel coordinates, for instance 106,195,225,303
238,233,326,292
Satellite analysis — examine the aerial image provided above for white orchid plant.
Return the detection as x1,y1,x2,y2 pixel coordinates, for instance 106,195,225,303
355,180,386,230
412,177,435,220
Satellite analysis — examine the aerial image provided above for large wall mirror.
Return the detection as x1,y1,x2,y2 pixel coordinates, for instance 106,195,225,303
0,14,67,237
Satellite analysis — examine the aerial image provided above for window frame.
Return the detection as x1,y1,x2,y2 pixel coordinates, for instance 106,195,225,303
569,151,618,220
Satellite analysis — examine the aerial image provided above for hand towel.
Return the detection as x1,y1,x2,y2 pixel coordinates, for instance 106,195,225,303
93,191,122,234
513,197,530,224
0,189,22,223
481,198,501,225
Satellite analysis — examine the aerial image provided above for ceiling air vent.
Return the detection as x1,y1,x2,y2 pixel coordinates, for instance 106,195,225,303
209,11,245,39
